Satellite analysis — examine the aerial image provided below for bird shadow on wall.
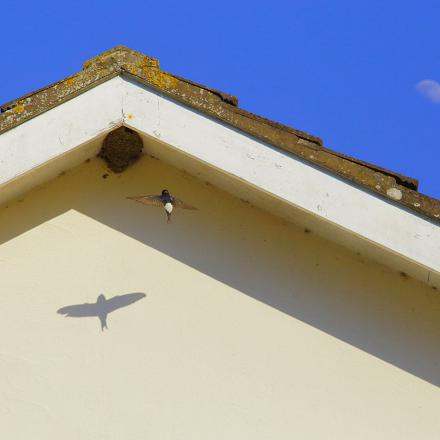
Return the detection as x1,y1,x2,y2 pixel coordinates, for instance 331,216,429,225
57,292,146,331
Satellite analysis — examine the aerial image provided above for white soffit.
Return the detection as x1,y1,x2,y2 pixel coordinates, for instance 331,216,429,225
0,75,439,288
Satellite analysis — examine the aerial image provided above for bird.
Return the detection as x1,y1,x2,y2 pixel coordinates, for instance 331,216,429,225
57,292,146,331
126,189,197,222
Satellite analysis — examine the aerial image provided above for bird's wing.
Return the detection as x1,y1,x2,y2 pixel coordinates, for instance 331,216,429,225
172,197,198,210
105,292,146,313
57,303,97,317
126,195,163,207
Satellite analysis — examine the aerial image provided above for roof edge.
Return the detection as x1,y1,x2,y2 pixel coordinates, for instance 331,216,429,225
0,46,439,223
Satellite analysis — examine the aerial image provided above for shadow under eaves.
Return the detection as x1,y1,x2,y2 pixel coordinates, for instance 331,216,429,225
1,157,439,388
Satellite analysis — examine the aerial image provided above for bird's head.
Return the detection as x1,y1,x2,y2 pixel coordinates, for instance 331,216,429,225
161,189,170,196
97,294,106,303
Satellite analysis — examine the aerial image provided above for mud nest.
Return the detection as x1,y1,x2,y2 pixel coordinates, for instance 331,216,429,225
98,127,143,172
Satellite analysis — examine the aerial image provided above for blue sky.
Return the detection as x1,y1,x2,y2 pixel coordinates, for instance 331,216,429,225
2,0,439,198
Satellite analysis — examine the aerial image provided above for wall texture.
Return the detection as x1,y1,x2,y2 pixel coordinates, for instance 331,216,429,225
0,156,439,439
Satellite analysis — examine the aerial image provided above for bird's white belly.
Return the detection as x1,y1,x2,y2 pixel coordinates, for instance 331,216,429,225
164,202,173,214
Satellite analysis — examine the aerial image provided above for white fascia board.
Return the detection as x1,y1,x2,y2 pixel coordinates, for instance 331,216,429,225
121,78,440,284
0,77,124,197
0,75,439,287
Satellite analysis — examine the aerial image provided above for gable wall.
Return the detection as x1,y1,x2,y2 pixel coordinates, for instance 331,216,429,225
0,157,439,439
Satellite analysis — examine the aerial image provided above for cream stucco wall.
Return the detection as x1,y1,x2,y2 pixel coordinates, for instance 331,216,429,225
0,156,439,439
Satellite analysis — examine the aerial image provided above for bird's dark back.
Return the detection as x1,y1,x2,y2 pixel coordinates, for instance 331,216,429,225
160,193,173,204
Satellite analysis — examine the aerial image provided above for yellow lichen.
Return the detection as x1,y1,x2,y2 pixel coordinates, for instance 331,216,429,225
65,77,75,86
145,68,178,90
13,105,25,114
124,64,138,76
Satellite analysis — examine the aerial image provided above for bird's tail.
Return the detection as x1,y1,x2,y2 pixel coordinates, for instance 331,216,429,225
100,314,108,331
166,212,171,223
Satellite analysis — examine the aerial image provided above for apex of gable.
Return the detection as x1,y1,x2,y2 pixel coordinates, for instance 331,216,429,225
82,45,160,71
